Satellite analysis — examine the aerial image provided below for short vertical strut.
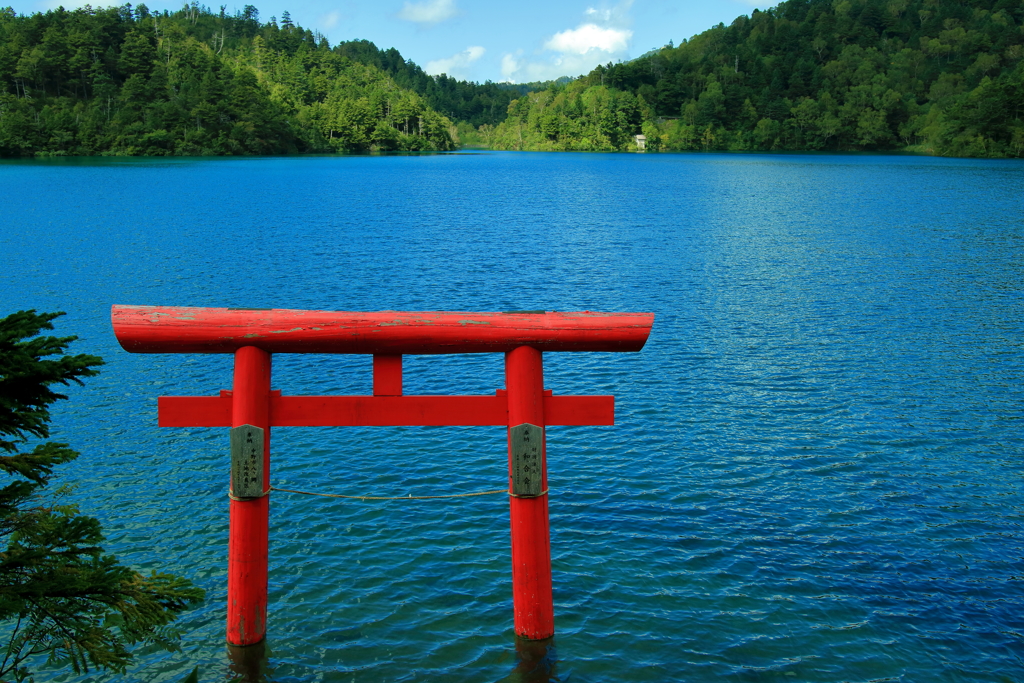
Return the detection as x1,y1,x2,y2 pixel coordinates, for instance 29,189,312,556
227,346,272,646
373,354,403,396
505,345,554,639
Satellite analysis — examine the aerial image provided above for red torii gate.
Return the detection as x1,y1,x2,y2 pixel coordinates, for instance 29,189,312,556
112,305,654,647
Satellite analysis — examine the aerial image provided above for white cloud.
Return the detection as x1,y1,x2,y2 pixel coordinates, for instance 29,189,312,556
319,11,341,29
505,54,614,83
501,53,523,82
425,46,486,78
398,0,458,25
502,1,634,83
544,24,631,55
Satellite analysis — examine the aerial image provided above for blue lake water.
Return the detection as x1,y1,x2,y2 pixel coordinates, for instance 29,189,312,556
1,151,1023,682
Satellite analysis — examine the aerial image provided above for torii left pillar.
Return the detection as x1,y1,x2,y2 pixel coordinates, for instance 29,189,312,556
228,346,271,646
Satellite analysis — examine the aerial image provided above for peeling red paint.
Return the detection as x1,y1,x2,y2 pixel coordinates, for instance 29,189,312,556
111,305,654,355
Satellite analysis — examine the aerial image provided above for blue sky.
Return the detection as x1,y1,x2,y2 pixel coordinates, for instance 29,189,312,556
25,0,769,83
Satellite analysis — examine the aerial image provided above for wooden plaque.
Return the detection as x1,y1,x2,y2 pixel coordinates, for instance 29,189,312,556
230,424,264,498
511,423,544,497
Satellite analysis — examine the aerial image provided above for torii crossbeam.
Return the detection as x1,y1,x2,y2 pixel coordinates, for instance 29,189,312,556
112,306,654,647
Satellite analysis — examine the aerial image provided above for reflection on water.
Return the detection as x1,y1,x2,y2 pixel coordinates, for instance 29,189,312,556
502,637,559,683
226,634,559,683
226,641,268,683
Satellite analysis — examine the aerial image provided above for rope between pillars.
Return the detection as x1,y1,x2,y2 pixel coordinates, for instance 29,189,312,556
268,486,509,500
263,486,550,501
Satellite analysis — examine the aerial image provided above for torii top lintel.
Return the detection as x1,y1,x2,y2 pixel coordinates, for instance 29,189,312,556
111,306,655,355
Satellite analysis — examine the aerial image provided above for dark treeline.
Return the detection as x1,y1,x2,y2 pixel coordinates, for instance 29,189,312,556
330,39,529,127
489,0,1024,157
0,3,478,155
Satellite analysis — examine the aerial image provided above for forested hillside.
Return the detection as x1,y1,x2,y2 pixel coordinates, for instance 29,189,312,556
489,0,1024,157
330,39,526,128
0,4,464,155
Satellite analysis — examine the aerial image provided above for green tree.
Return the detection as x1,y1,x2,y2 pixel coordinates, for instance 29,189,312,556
0,310,203,681
118,30,156,79
0,5,458,156
488,0,1023,157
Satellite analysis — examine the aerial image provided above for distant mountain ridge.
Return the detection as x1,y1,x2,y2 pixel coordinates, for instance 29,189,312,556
487,0,1024,157
3,0,1020,157
0,4,534,156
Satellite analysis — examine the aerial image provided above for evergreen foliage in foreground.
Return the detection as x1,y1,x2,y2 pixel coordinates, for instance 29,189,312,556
0,4,459,155
0,310,203,681
488,0,1024,157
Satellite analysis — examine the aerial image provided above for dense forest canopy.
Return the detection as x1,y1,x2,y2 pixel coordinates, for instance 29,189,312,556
329,39,535,128
1,0,1021,157
488,0,1024,157
0,3,528,155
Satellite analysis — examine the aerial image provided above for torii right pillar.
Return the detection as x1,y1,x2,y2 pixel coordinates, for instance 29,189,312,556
506,345,553,639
